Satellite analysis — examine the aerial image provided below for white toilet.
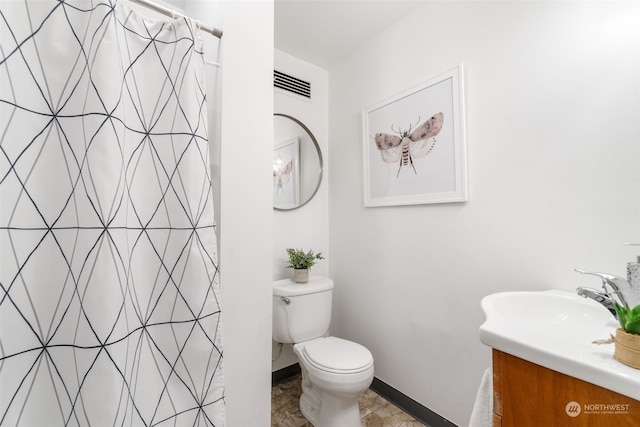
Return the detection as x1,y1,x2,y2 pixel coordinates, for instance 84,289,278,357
273,276,374,427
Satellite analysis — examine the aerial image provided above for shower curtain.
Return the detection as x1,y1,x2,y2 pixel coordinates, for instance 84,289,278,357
0,1,225,426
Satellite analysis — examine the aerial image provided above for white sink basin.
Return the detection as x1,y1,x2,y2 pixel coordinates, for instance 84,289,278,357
480,290,640,400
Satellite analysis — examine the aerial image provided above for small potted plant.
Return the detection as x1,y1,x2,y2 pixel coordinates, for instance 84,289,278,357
286,248,324,283
614,301,640,369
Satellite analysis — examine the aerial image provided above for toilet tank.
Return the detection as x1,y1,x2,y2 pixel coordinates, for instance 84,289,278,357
272,276,334,343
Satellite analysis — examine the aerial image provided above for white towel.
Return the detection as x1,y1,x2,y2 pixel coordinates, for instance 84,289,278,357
468,368,493,427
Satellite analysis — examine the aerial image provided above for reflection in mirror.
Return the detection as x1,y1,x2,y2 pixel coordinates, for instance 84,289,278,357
273,114,323,210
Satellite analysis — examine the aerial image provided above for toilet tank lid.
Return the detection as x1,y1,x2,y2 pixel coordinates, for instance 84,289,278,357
273,276,334,297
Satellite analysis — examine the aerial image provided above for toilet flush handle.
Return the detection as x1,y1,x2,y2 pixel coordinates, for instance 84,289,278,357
281,297,291,305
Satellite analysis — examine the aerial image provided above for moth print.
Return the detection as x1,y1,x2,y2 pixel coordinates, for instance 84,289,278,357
273,160,293,194
374,112,444,177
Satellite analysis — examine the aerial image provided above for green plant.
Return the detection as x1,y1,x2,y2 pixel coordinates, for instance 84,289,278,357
615,302,640,335
286,248,324,270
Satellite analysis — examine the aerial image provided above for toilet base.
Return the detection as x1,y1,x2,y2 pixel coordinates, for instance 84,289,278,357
298,366,365,427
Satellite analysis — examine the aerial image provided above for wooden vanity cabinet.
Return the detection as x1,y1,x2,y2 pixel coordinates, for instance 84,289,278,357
492,349,640,427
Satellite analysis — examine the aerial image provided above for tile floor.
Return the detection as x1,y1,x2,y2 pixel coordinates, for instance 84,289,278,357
271,375,425,427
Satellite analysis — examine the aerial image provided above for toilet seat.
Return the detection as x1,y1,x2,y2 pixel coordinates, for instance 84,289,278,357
301,337,373,374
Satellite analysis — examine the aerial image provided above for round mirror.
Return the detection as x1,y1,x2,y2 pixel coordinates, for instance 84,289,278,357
273,114,323,210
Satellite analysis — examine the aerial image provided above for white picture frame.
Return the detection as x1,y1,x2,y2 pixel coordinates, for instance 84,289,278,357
363,65,467,207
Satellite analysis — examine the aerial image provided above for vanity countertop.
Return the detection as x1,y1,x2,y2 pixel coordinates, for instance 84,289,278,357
480,289,640,400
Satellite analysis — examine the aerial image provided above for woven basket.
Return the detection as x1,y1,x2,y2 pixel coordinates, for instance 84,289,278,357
614,328,640,369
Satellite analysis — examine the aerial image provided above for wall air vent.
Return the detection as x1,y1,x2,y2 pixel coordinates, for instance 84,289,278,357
274,70,311,99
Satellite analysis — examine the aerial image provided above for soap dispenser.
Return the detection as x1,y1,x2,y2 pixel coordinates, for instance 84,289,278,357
625,243,640,288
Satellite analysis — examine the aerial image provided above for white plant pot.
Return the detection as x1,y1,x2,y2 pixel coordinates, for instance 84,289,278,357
293,268,309,283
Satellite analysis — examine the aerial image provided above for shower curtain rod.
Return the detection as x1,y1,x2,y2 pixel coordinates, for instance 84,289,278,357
129,0,223,38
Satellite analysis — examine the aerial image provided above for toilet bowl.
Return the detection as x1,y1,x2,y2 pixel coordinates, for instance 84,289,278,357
294,337,374,427
273,276,375,427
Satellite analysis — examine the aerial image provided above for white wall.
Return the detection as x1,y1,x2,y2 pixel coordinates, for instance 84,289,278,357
183,1,274,426
218,2,274,427
328,2,640,426
272,50,329,370
273,50,330,280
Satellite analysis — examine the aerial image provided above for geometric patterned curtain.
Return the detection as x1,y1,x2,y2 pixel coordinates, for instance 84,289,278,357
0,1,225,425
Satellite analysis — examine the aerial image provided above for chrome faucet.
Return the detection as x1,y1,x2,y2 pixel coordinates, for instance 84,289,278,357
575,286,618,318
574,269,632,318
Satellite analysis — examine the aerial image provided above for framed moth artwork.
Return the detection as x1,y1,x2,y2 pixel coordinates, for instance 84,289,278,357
273,137,301,209
362,65,467,207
